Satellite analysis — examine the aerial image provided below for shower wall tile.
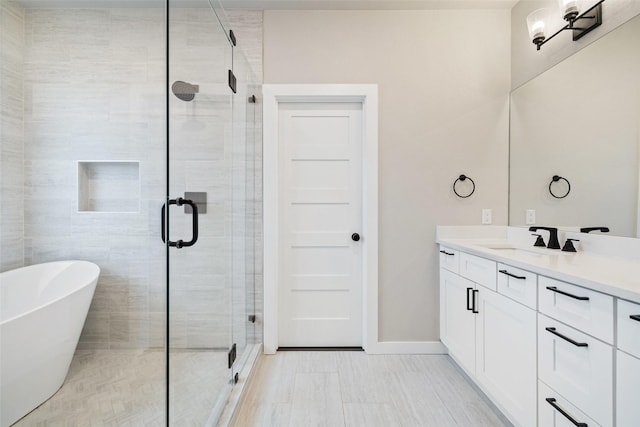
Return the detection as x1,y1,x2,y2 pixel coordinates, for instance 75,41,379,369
19,6,263,351
0,0,25,272
23,8,166,350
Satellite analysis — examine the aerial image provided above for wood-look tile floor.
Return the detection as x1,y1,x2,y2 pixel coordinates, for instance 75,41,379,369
232,351,512,427
14,349,230,427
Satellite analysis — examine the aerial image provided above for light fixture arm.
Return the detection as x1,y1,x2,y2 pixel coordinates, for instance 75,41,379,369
534,0,604,51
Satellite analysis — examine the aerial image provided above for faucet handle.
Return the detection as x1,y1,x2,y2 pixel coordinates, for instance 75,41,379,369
562,238,580,252
532,233,546,247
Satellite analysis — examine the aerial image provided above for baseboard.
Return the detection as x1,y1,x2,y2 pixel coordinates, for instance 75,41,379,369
366,340,448,355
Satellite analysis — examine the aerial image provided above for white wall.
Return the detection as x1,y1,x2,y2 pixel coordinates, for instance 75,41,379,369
264,10,511,342
511,0,640,89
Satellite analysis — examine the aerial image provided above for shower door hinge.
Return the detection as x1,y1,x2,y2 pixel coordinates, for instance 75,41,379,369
228,70,237,94
228,343,237,369
248,314,256,323
229,29,237,46
248,94,256,103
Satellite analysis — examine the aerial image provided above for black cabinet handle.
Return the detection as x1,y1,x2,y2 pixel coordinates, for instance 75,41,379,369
545,327,588,347
439,250,454,256
499,269,526,280
466,287,473,311
161,198,199,249
630,315,640,322
545,398,588,427
546,286,589,301
472,289,479,314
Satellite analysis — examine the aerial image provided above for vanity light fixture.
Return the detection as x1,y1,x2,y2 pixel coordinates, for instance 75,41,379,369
527,0,604,51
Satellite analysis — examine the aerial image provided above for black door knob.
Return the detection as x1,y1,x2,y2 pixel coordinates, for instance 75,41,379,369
351,233,360,242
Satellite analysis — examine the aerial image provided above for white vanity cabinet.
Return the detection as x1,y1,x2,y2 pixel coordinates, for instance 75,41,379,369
439,247,537,427
437,226,640,427
616,299,640,427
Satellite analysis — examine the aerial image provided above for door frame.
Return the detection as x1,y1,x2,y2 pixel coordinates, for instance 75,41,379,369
263,84,378,354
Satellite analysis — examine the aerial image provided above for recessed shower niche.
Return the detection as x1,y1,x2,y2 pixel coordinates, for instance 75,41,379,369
77,161,141,213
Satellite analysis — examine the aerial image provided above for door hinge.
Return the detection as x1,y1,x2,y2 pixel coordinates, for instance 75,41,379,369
228,70,237,94
229,29,236,46
248,314,256,323
248,94,256,103
228,343,237,369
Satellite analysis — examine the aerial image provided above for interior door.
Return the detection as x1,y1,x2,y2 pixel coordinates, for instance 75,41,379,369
278,102,363,347
166,1,234,425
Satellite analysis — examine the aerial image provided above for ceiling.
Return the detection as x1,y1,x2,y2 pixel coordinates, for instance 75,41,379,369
15,0,518,9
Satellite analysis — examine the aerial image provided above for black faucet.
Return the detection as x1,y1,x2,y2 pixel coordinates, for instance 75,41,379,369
528,226,561,249
580,227,610,233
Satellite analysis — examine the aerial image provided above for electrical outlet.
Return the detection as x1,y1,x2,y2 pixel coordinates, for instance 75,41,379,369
482,209,492,225
526,209,536,225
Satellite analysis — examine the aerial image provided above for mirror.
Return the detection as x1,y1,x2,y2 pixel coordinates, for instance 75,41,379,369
509,14,640,238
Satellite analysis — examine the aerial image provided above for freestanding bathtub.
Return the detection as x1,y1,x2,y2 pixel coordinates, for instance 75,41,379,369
0,260,100,426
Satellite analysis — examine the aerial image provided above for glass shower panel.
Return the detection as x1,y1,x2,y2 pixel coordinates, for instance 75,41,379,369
230,50,261,378
1,1,167,425
167,1,234,425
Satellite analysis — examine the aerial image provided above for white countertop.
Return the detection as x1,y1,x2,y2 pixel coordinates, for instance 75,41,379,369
437,235,640,304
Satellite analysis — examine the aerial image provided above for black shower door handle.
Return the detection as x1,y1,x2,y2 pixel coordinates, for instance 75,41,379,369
161,198,199,248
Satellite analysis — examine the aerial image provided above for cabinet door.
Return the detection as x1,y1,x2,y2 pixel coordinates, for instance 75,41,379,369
476,289,537,427
440,268,475,375
617,350,640,427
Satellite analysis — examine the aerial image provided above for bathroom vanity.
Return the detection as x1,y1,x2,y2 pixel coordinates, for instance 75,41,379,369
437,226,640,427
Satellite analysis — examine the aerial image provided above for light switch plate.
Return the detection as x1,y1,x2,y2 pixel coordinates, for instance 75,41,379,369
526,209,536,225
482,209,492,225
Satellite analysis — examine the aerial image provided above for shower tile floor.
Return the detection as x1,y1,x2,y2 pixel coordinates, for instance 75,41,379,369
14,349,230,426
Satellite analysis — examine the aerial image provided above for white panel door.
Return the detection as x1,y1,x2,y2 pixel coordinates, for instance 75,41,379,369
278,102,363,347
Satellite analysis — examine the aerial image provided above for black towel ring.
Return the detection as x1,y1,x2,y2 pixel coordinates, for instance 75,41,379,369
453,174,475,198
549,175,571,199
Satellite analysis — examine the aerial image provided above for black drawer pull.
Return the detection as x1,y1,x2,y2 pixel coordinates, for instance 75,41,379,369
466,287,473,311
545,327,588,347
499,269,526,280
472,289,479,314
545,398,588,427
546,286,590,301
439,250,454,256
630,314,640,322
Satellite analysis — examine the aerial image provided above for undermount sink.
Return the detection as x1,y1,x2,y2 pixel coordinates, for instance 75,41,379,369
488,247,545,257
473,242,565,256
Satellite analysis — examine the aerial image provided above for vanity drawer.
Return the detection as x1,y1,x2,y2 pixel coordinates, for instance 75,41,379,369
617,299,640,358
459,252,496,291
439,246,459,274
538,314,613,427
538,381,600,427
497,263,537,310
538,276,614,344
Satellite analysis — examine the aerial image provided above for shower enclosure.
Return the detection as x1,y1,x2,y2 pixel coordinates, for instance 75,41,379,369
0,0,261,424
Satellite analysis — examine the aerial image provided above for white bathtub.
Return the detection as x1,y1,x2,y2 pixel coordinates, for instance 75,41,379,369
0,261,100,426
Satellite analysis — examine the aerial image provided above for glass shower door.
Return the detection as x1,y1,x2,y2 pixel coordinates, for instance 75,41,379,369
166,1,235,424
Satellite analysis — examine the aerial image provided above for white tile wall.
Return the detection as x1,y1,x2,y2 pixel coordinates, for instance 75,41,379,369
0,0,25,272
2,4,262,352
